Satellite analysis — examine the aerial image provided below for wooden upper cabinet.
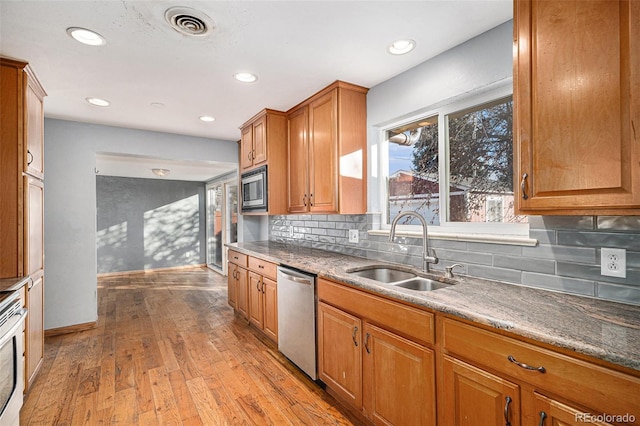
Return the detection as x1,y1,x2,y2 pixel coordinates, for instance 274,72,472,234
239,109,288,215
514,0,640,215
26,74,45,179
286,81,368,214
287,105,309,213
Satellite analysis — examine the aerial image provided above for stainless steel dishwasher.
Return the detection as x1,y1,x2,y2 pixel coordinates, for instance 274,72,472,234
277,266,317,380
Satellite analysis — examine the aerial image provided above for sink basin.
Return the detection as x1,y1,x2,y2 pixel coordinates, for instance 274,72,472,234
347,266,416,283
392,277,452,292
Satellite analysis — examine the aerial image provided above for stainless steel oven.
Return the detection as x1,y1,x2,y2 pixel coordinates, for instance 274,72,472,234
0,291,27,426
241,165,268,212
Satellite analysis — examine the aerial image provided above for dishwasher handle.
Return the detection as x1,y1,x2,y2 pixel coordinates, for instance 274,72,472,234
279,270,313,286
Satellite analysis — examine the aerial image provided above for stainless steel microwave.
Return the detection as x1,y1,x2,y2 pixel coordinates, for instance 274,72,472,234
241,165,267,212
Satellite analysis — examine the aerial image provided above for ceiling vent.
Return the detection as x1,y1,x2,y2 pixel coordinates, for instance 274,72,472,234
164,6,213,37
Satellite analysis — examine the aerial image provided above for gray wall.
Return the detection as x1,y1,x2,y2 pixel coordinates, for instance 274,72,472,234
44,119,237,330
96,176,206,274
268,21,639,306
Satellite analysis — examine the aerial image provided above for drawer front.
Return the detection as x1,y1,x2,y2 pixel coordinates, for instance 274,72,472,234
441,318,640,420
248,256,277,280
318,278,434,346
228,250,247,267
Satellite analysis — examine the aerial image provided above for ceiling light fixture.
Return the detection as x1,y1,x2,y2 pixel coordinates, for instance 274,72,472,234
67,27,106,46
86,97,110,107
152,168,171,177
199,116,215,122
388,39,416,55
234,72,258,83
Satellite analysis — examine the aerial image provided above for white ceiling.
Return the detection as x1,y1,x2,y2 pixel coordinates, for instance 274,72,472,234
0,0,512,181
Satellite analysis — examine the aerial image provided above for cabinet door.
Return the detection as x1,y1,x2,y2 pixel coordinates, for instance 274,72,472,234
227,264,238,308
252,115,267,166
363,323,435,426
248,271,264,329
287,106,309,213
262,276,277,342
26,176,43,276
531,393,614,426
317,302,362,409
235,267,249,319
240,125,254,170
442,355,520,426
26,82,44,178
514,0,640,214
26,272,44,389
308,90,338,213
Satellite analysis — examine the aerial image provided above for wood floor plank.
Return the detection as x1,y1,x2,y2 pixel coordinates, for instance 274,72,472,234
21,267,359,426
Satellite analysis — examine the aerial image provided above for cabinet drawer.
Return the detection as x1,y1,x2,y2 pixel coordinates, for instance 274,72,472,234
318,278,434,346
441,318,640,419
248,256,277,280
228,250,247,267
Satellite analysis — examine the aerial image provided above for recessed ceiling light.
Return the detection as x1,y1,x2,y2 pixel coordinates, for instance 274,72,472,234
152,168,171,177
388,39,416,55
234,73,258,83
199,116,215,122
67,27,106,46
86,97,110,107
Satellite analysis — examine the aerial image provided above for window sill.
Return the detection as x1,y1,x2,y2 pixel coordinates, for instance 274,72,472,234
368,229,538,247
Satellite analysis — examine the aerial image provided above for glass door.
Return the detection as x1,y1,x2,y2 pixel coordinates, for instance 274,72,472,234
206,176,238,273
206,184,223,269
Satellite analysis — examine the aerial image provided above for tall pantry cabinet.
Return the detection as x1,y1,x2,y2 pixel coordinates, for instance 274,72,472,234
1,57,46,392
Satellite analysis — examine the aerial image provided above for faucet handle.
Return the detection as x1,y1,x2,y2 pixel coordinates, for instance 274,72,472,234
426,248,438,264
444,263,463,278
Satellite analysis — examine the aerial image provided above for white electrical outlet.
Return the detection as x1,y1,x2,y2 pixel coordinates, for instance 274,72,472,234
348,229,359,243
601,247,626,278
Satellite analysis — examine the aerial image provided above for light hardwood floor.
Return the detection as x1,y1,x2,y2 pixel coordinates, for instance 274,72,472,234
20,267,361,425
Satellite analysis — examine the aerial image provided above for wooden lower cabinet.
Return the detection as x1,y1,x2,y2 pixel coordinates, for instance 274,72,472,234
441,355,520,426
317,279,436,425
227,263,238,308
531,393,614,426
26,272,44,389
248,271,278,342
363,323,435,426
234,266,249,319
439,317,640,426
318,302,362,408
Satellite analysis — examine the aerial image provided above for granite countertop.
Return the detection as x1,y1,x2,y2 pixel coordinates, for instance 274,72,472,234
229,241,640,372
0,276,30,293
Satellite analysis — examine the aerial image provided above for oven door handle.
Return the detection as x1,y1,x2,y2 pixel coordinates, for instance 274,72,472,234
0,308,27,348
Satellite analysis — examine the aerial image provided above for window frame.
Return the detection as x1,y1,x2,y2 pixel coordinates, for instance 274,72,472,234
378,81,528,237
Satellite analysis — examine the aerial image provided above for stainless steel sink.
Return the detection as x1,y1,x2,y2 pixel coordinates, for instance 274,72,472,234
346,265,416,283
346,264,455,292
392,277,452,291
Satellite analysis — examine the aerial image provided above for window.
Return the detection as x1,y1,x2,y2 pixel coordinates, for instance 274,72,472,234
381,86,527,235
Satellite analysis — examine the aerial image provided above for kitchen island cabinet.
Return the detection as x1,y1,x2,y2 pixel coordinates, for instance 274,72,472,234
514,0,640,215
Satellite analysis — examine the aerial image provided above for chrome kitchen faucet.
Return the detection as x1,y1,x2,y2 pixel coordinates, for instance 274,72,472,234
389,211,438,273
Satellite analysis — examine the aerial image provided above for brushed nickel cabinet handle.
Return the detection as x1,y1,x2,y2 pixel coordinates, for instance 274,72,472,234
504,396,512,426
352,326,358,347
507,355,546,373
364,332,371,354
521,173,529,200
27,150,34,166
538,411,547,426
